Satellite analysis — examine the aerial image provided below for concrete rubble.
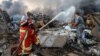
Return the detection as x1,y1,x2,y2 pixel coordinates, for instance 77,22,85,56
38,28,69,47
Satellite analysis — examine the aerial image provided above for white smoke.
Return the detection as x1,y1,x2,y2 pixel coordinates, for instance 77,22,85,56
22,0,82,15
0,0,83,16
0,0,99,16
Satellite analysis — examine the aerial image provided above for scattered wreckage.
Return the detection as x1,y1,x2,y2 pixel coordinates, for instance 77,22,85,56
37,26,100,56
0,10,100,56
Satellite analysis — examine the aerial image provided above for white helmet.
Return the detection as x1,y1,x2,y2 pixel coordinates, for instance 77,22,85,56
20,16,28,25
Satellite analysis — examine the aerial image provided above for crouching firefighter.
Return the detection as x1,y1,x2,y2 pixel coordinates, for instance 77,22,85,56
17,15,40,56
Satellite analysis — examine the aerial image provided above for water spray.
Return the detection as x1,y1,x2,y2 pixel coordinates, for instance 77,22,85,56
39,6,76,30
39,12,64,30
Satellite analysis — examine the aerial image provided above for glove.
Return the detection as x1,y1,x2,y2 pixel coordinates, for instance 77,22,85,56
35,37,40,46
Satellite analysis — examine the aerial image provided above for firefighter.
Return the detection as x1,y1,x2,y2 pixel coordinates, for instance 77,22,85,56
18,15,40,56
72,12,85,36
73,12,85,29
72,12,85,45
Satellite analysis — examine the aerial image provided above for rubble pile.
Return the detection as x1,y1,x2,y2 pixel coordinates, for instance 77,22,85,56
38,28,69,47
0,1,100,55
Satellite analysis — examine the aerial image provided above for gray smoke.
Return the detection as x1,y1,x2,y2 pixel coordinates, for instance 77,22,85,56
95,0,100,9
80,0,100,12
0,0,100,16
1,0,12,10
8,1,27,16
0,0,27,16
95,0,100,5
0,0,83,16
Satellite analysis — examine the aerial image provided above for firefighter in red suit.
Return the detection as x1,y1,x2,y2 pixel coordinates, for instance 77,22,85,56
18,16,39,56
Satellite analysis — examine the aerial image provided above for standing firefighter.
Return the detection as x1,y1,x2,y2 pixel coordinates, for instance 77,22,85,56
18,15,40,56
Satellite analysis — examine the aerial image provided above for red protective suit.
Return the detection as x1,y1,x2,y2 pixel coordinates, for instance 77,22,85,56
18,26,38,55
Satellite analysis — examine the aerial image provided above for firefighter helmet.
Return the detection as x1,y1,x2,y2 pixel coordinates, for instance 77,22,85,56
20,16,28,25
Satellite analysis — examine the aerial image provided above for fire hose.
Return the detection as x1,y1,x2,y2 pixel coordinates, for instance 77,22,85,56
39,17,57,30
12,14,58,56
12,30,27,56
12,10,63,56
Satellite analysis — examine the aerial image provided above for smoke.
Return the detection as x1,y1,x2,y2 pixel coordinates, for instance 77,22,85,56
0,0,27,16
0,0,83,16
0,0,100,16
22,0,82,16
8,1,27,16
95,0,100,10
95,0,100,5
1,0,12,10
80,0,100,12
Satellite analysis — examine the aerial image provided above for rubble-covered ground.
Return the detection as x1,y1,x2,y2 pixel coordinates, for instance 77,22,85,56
0,7,100,56
0,27,100,56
